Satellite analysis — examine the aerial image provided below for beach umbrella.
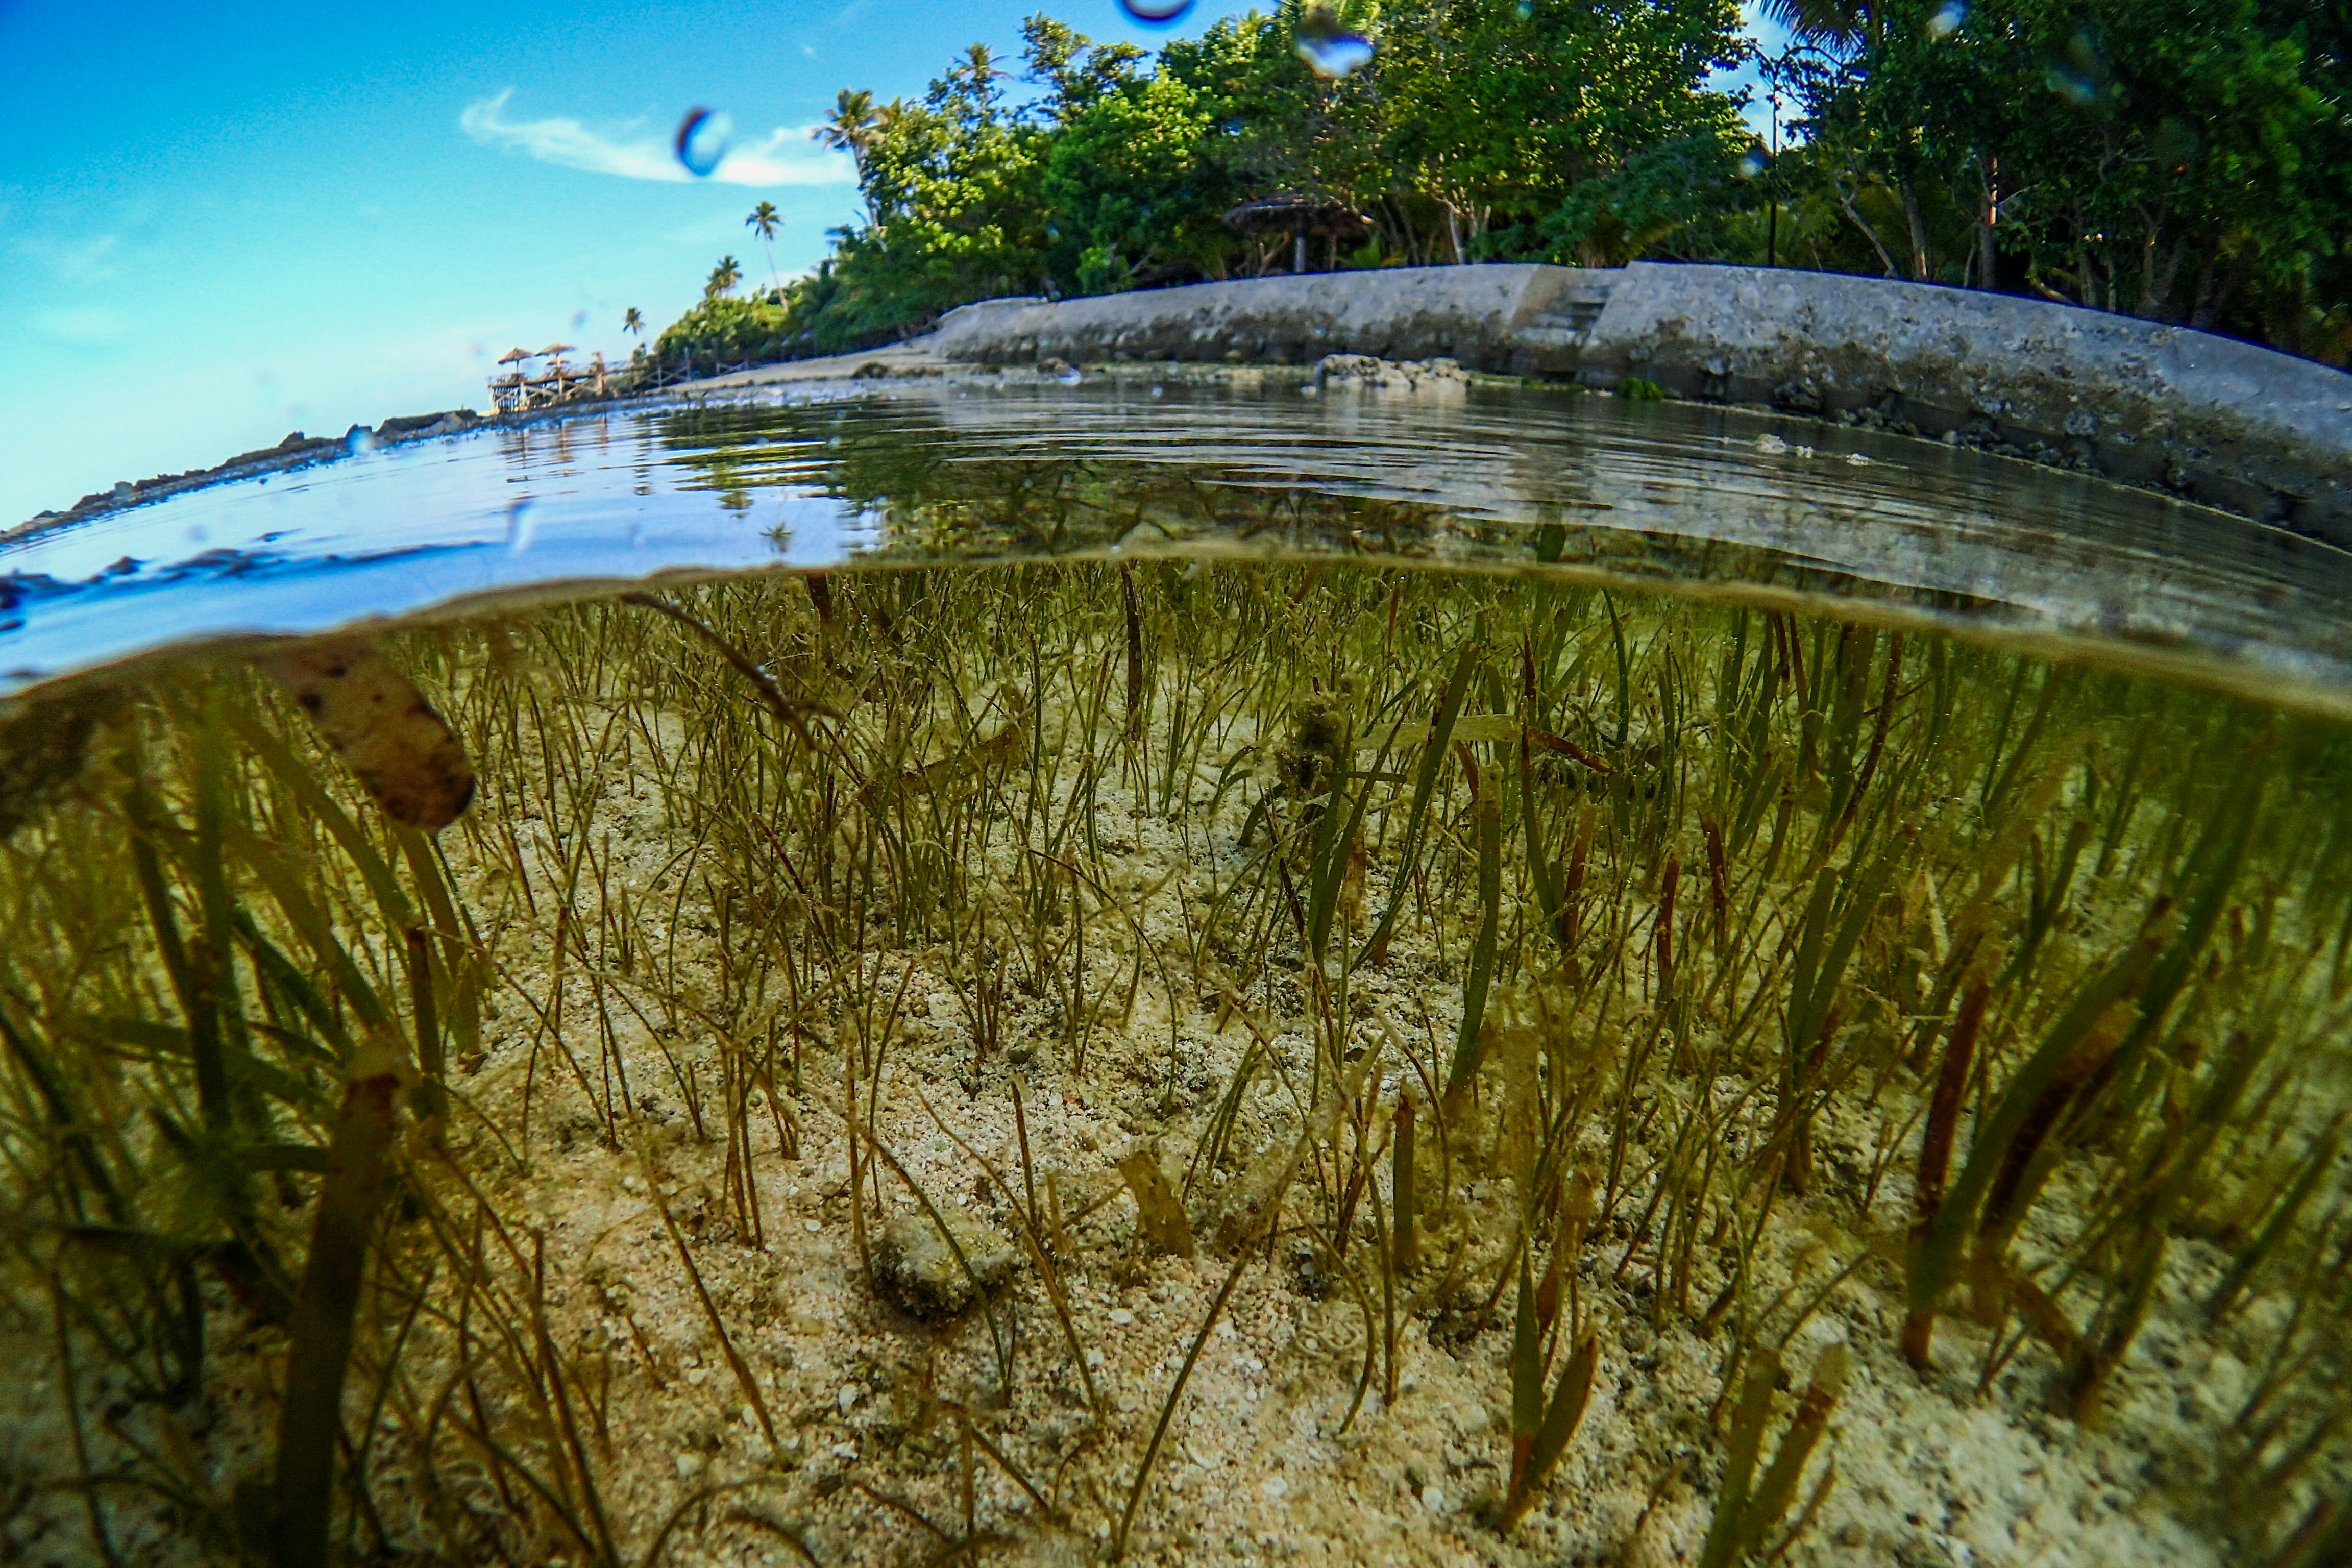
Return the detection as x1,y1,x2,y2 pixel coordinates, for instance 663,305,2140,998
1222,194,1372,274
498,347,534,364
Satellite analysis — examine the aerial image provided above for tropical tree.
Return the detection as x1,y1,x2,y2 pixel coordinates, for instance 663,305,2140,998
813,88,886,227
1375,0,1749,266
705,255,743,298
834,35,1053,318
622,306,645,338
654,292,791,367
745,201,783,293
1780,0,2348,332
653,3,2347,367
1758,0,1881,48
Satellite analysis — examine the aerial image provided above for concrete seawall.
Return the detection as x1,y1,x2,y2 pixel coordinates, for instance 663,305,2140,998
928,263,2352,546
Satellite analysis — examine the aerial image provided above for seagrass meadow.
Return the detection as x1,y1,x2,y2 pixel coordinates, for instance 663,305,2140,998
3,555,2350,1568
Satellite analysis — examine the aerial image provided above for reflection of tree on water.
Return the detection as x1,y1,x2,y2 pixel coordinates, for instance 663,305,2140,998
630,389,2352,698
651,397,1488,559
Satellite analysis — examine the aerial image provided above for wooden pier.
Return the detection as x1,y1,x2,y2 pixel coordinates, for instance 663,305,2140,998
486,346,758,411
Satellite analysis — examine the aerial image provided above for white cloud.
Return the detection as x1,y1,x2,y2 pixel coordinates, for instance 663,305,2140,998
460,90,855,188
18,231,125,285
27,306,132,346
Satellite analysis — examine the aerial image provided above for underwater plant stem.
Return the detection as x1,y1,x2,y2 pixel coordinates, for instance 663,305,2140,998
1744,1345,1846,1557
1113,1215,1266,1560
405,926,445,1139
1504,1328,1599,1530
1365,1169,1399,1408
1700,1344,1846,1568
2209,1117,2345,1321
648,1159,782,1457
1122,565,1144,739
1357,646,1477,968
51,1273,125,1568
1392,1090,1419,1274
1656,856,1680,992
620,592,833,752
272,1052,404,1568
1698,1349,1779,1568
1916,926,2165,1310
1443,775,1502,1105
1509,1246,1542,1500
847,1045,873,1292
1904,979,1988,1367
127,788,230,1133
913,1084,1099,1410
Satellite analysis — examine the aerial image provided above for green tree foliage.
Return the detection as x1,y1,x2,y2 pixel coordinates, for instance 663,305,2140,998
1775,0,2348,350
1377,0,1750,264
656,0,2346,368
654,294,790,368
660,2,1749,357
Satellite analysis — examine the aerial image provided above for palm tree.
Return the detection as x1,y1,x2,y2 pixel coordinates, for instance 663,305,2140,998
1756,0,1876,46
961,42,1010,87
812,88,883,226
745,201,783,295
813,87,879,169
622,306,645,339
952,42,1011,127
705,256,742,299
1755,1,1933,278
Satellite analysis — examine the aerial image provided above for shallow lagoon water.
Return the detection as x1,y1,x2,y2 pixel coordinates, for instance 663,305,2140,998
2,381,2349,1568
9,378,2351,704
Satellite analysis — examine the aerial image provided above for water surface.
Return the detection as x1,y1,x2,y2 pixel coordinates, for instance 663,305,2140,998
8,378,2347,704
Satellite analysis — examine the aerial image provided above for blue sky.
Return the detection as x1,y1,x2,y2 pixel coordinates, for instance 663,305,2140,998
0,1,1781,526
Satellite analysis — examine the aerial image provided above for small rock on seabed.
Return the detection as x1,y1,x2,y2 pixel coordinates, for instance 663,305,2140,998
873,1210,1018,1319
1312,354,1469,395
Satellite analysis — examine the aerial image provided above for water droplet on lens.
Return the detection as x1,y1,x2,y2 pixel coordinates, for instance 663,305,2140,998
1295,4,1375,77
570,309,589,330
2045,65,2097,104
1118,0,1195,23
1926,0,1965,36
1515,0,1533,16
505,499,537,555
1736,148,1771,180
674,107,734,178
1148,384,1164,398
1296,30,1376,78
1057,366,1084,386
346,426,379,456
2047,28,2109,105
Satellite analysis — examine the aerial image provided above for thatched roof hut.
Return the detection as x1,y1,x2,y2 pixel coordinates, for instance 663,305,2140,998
1222,194,1373,273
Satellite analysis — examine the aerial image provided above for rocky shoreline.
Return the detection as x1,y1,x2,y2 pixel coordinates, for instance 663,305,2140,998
6,409,485,543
